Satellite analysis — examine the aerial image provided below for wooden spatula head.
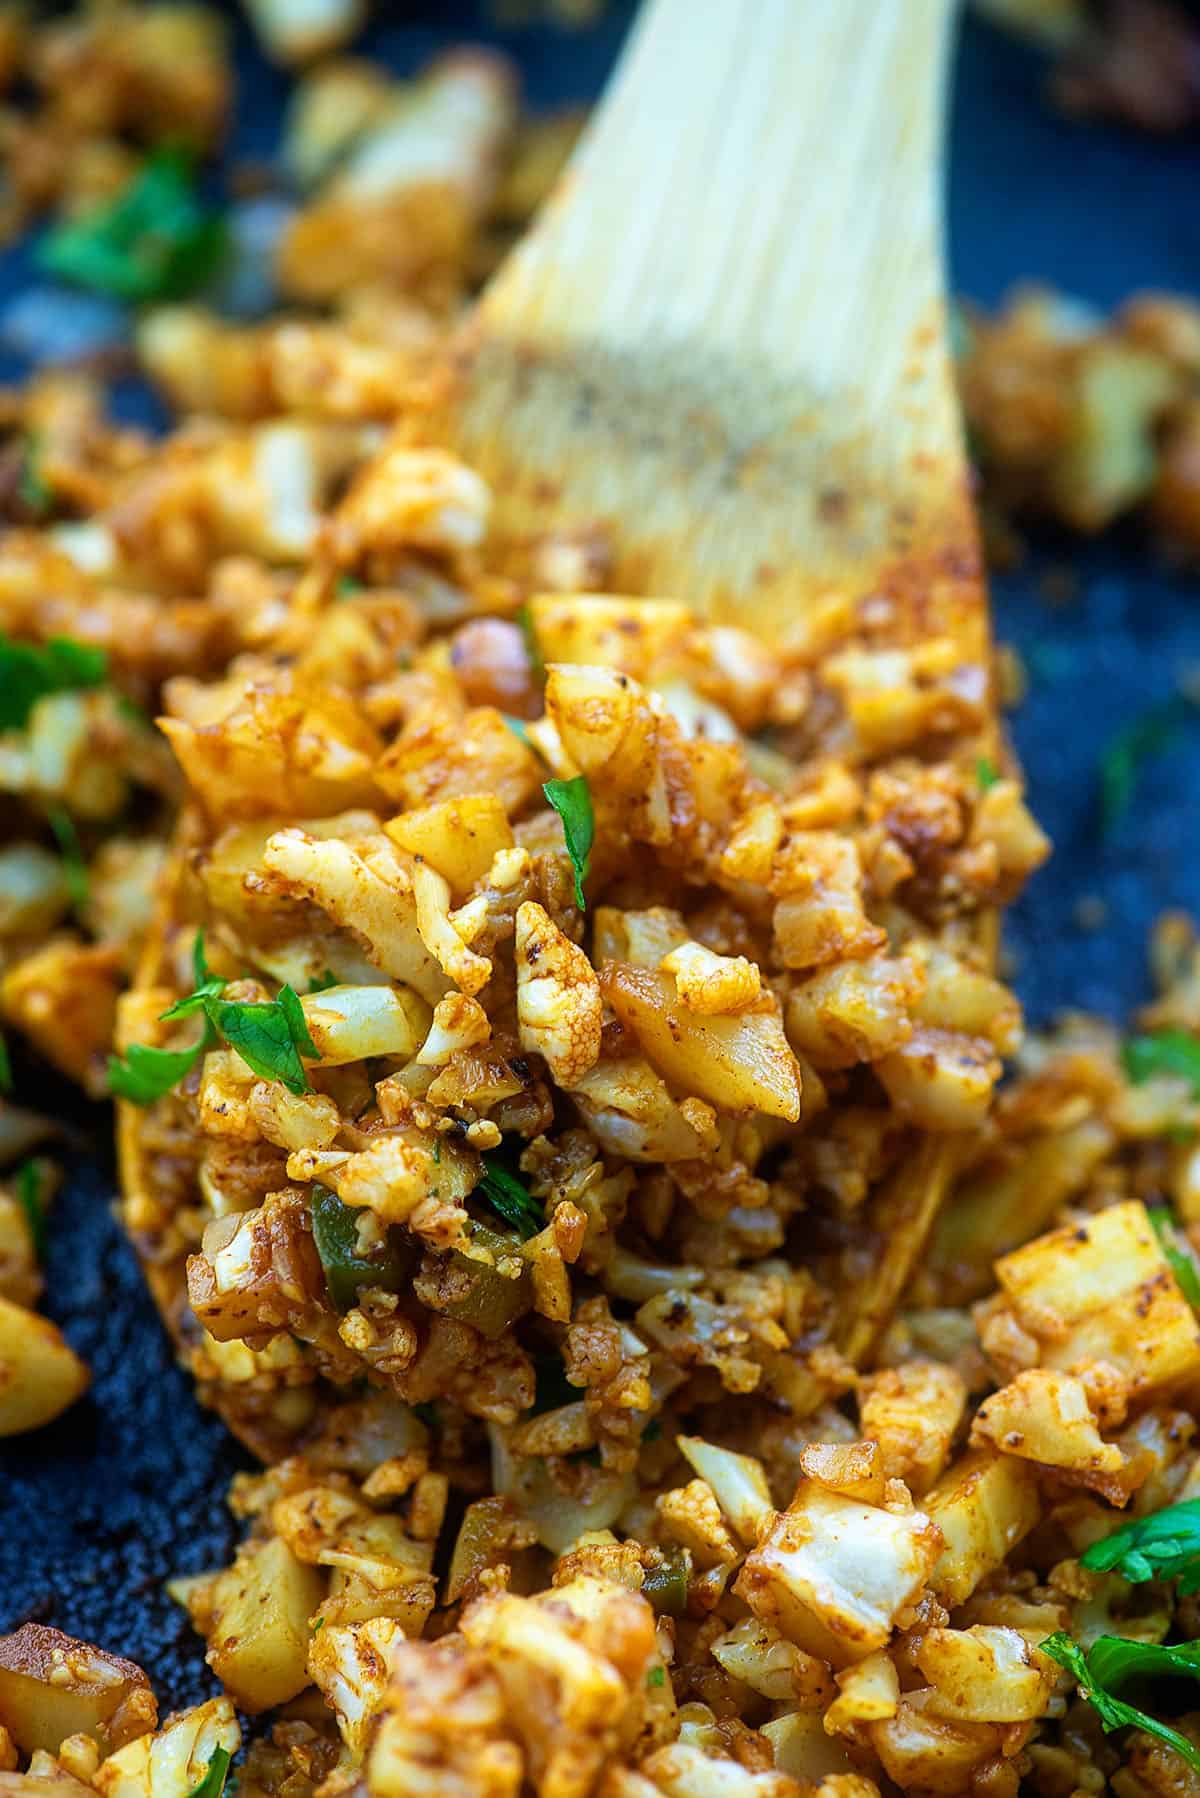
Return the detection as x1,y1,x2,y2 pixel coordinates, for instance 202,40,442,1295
451,0,980,648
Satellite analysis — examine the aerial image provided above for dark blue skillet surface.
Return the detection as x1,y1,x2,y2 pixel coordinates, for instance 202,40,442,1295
1,4,1198,1711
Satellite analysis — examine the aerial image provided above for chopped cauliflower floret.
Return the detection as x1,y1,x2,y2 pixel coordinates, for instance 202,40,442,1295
93,1698,239,1798
307,1615,405,1759
660,940,762,1016
515,901,602,1088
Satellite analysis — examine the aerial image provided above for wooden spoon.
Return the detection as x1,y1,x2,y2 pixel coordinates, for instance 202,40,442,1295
451,0,992,1365
453,0,983,664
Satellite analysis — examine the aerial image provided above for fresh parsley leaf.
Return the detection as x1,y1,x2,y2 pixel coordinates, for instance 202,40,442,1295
278,983,319,1059
976,756,1000,792
1122,1030,1200,1095
307,969,339,994
311,1185,405,1312
1101,699,1194,836
0,634,108,732
477,1152,543,1241
1149,1206,1200,1312
182,1746,232,1798
47,808,88,909
517,604,544,683
0,1028,11,1096
107,1038,208,1105
646,1666,666,1688
1082,1496,1200,1593
18,434,51,517
502,714,533,749
39,147,226,305
543,774,593,910
112,935,319,1102
1042,1631,1200,1774
209,989,312,1096
16,1159,46,1261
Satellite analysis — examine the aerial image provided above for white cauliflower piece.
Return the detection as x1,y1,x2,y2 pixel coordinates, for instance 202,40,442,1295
261,829,446,1002
660,941,762,1016
307,1616,404,1759
515,901,602,1087
288,1129,478,1243
417,994,492,1067
94,1698,239,1798
411,860,492,995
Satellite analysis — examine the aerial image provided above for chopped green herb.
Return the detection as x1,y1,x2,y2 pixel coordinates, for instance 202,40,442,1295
975,756,1000,792
39,147,226,305
516,603,544,682
477,1152,543,1241
278,983,319,1060
1149,1206,1200,1311
310,1184,406,1312
646,1666,666,1688
210,990,312,1096
159,932,226,1021
1122,1029,1200,1095
182,1746,232,1798
18,434,51,517
111,937,319,1102
641,1549,691,1616
502,714,533,749
335,574,362,598
47,808,89,909
0,633,108,732
107,1037,210,1105
0,1028,12,1096
1101,698,1194,836
307,969,339,994
1081,1495,1200,1592
16,1159,46,1262
1041,1631,1200,1774
543,774,594,910
432,1136,442,1165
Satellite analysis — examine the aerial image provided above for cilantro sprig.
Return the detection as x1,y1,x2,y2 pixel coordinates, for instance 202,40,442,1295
976,755,1001,792
0,634,107,733
18,434,51,517
477,1152,543,1241
39,147,226,305
1148,1206,1200,1311
1042,1631,1200,1774
108,934,319,1104
543,775,593,910
48,808,89,909
16,1159,46,1261
1122,1030,1200,1095
183,1747,232,1798
1081,1496,1200,1592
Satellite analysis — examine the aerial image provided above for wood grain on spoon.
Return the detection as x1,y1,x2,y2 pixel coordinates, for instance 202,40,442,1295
452,0,994,1367
453,0,982,660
